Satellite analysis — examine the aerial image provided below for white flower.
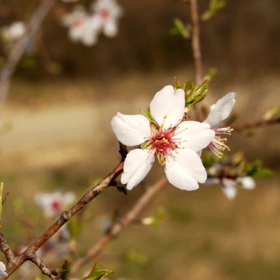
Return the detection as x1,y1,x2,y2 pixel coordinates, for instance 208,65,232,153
221,176,255,199
203,92,236,157
0,262,8,278
111,85,215,191
35,191,76,218
236,176,256,189
91,0,123,37
62,6,99,46
1,21,26,43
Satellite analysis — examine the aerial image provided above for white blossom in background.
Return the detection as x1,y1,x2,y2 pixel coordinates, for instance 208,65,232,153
203,92,236,157
205,177,255,199
35,191,76,218
0,262,7,278
111,85,215,191
91,0,123,37
1,21,26,43
221,176,256,199
62,6,99,46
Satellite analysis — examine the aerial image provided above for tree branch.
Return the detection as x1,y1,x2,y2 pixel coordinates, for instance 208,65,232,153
231,117,280,131
69,177,168,276
188,0,203,121
26,251,60,280
3,158,125,278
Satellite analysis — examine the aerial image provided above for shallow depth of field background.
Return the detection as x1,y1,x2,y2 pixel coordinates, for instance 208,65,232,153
0,0,280,279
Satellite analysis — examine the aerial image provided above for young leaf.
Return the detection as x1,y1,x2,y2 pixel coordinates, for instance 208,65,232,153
170,18,191,39
83,263,113,280
201,0,226,21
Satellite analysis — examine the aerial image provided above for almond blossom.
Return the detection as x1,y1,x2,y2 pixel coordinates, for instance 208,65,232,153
111,85,215,191
221,176,255,199
62,6,99,46
35,191,76,218
91,0,123,37
203,92,236,157
1,21,26,43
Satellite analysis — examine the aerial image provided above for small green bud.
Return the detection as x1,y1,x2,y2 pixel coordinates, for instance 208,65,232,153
170,18,191,39
201,0,226,21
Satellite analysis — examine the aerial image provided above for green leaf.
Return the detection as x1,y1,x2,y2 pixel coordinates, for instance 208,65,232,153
246,160,275,177
170,18,191,39
184,80,209,109
83,263,113,280
201,0,226,21
60,260,71,280
203,67,217,81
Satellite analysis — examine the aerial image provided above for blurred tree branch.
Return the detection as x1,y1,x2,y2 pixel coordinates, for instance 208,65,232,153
69,177,167,276
231,116,280,131
188,0,203,121
0,0,58,111
3,156,125,278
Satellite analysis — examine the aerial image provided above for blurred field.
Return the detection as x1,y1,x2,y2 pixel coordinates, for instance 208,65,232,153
0,69,279,280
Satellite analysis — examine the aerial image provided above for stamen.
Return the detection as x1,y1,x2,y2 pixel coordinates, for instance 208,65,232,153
214,127,233,135
209,136,230,158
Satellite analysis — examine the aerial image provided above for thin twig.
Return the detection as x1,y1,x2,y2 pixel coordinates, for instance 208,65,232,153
188,0,203,121
26,251,60,280
0,232,14,264
4,159,124,278
69,177,168,276
231,117,280,131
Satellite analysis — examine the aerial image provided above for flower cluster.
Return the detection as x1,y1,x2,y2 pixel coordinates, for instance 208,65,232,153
62,0,123,46
221,176,255,199
111,85,236,191
35,191,76,218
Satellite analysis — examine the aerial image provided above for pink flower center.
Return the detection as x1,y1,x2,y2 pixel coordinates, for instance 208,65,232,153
51,200,62,211
100,9,110,19
73,18,84,27
151,128,176,157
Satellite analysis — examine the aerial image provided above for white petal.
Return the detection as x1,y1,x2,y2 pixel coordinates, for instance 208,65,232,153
111,113,151,146
0,271,7,277
0,262,6,272
0,262,7,277
121,149,154,190
237,176,255,189
64,192,76,205
104,20,118,37
164,149,207,190
204,92,236,128
221,179,237,199
150,86,185,129
176,121,215,152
